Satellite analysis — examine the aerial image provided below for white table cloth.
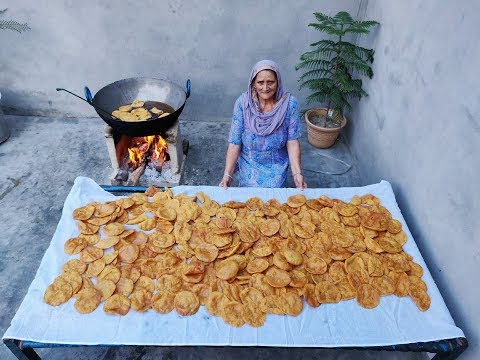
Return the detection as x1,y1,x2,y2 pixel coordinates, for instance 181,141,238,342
3,177,464,347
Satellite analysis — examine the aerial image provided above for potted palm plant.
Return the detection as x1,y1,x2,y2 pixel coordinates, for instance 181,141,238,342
296,11,379,148
0,8,30,144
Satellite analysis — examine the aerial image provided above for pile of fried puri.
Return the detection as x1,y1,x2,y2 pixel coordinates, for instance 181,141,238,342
111,100,170,122
44,187,430,328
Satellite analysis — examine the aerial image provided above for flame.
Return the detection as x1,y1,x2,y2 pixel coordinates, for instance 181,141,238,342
127,135,167,170
151,136,167,163
127,147,143,169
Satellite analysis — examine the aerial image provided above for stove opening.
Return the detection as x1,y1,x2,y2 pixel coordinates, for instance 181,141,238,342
105,123,187,187
124,135,168,171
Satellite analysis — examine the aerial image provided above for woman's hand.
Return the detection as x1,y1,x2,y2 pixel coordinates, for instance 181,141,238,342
286,139,307,190
294,173,307,190
219,174,233,189
220,144,241,190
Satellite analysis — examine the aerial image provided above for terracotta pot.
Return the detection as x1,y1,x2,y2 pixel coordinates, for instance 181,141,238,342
305,108,347,148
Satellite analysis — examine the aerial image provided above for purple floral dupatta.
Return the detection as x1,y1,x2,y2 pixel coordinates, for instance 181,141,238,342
241,60,291,136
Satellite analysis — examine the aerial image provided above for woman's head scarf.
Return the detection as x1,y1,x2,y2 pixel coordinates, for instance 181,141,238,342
241,60,291,136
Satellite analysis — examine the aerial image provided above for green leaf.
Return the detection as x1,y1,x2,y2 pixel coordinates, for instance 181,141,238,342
0,19,30,32
333,11,354,25
341,58,373,78
329,89,351,114
309,39,336,48
312,12,332,24
298,72,332,84
344,25,370,35
0,8,30,33
358,20,380,28
298,78,333,91
340,42,375,63
309,22,344,36
298,69,333,83
296,57,332,71
345,20,379,35
299,48,334,62
305,91,330,106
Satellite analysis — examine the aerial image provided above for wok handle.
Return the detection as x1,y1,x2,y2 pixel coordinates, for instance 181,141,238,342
84,86,93,104
185,79,191,99
56,87,120,120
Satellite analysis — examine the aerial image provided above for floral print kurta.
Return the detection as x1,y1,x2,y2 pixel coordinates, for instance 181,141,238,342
228,95,301,187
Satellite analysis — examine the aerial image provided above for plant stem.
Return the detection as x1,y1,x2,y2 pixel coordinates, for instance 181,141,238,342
328,24,343,123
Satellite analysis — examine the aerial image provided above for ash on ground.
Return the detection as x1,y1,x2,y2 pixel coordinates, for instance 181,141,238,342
139,160,178,187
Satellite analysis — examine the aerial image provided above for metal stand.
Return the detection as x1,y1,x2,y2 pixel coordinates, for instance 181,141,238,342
3,339,41,360
4,335,468,359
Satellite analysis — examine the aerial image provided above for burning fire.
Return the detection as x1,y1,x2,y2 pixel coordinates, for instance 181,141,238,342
128,135,167,170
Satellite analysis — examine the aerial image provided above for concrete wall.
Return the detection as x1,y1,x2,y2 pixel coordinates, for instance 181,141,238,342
350,1,480,358
0,0,358,120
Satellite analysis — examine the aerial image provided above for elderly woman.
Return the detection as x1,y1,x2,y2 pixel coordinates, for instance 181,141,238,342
219,60,307,189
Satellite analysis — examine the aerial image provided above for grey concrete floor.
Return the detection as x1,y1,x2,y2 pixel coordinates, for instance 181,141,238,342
0,115,426,359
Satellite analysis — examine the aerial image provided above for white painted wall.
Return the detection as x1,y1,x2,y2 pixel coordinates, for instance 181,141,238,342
0,0,358,120
350,1,480,358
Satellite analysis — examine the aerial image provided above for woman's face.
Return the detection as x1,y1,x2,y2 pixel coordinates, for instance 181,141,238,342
253,70,278,101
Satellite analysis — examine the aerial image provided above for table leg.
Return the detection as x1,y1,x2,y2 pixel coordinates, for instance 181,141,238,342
3,339,41,360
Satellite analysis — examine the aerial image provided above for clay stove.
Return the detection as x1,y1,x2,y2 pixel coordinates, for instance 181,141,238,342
104,120,187,187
